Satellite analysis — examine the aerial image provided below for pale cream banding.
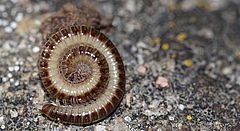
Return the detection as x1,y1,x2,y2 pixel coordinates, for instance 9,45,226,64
40,26,125,125
47,34,120,83
48,47,102,96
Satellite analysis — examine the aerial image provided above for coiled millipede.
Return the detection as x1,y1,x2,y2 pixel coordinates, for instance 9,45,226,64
39,25,125,125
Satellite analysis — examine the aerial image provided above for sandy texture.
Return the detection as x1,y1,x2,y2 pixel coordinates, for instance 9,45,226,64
0,0,240,130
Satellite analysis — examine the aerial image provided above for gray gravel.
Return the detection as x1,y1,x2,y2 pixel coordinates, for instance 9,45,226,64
0,0,240,130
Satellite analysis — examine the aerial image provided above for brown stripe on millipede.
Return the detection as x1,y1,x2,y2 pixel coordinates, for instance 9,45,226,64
39,25,125,125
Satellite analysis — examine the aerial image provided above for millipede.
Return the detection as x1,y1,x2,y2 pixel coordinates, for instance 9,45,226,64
38,3,125,125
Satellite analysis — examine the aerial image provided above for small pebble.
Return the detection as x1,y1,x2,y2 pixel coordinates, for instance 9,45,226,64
7,73,12,78
0,116,4,124
32,46,40,53
10,110,18,118
222,67,232,75
14,66,20,71
15,13,23,22
149,100,160,109
2,12,8,17
178,104,185,110
14,81,19,86
167,59,176,72
10,78,14,82
136,65,146,75
95,125,106,131
2,77,8,82
168,116,175,121
8,66,14,72
29,36,35,42
144,109,163,116
0,19,8,26
225,83,232,89
181,0,197,11
19,61,24,65
112,117,128,131
11,0,19,4
136,40,148,48
214,121,221,130
15,61,20,65
4,26,13,33
124,116,132,122
142,79,150,86
155,76,169,88
137,54,144,64
0,5,6,12
1,125,5,130
53,126,59,131
131,45,137,52
198,28,214,38
144,110,152,116
10,21,17,29
125,21,135,33
125,0,136,12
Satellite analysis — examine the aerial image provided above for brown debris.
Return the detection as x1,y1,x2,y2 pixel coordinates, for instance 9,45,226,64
125,92,132,107
40,2,113,39
15,15,39,35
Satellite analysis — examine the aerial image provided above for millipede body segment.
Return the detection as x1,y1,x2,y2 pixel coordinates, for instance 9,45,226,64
39,25,125,125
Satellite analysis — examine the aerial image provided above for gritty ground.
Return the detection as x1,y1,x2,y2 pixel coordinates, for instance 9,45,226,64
0,0,240,131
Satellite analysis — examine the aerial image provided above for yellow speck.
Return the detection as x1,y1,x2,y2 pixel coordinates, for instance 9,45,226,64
167,21,175,27
184,59,193,67
177,33,187,41
171,53,176,58
168,3,176,11
162,43,170,51
147,37,152,43
187,115,192,121
235,51,240,58
147,37,161,46
197,0,212,11
154,37,161,44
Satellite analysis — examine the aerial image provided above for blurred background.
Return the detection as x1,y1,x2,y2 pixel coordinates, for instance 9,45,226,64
0,0,240,130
